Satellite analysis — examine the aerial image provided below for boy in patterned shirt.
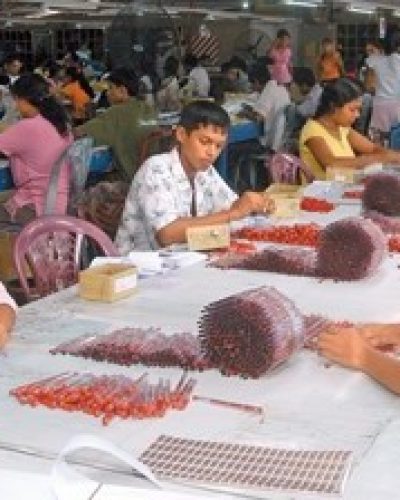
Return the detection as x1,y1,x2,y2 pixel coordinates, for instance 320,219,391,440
116,101,274,252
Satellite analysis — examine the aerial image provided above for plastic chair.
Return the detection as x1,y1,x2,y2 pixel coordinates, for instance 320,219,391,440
389,123,400,150
13,215,119,301
139,128,175,164
269,153,315,185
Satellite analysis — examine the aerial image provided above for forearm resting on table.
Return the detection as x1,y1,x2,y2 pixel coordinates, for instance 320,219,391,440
0,304,15,348
156,210,235,247
361,345,400,395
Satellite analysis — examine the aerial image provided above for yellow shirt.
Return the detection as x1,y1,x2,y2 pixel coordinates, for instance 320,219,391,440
299,119,355,180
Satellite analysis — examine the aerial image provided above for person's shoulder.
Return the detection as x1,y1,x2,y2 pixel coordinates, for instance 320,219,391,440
136,150,175,180
300,119,320,139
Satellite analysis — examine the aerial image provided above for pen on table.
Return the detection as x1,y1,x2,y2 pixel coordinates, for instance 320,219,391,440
192,395,265,419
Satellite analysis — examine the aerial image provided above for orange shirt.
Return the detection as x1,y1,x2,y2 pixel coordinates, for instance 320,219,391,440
62,81,90,119
318,53,342,81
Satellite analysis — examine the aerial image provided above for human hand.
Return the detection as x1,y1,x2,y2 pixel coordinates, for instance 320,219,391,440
358,324,400,349
230,192,275,219
317,326,369,370
381,150,400,165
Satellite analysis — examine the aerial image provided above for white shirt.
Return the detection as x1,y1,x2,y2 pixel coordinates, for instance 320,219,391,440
254,80,290,148
296,84,323,118
115,148,237,252
0,282,17,311
189,66,210,97
367,54,400,99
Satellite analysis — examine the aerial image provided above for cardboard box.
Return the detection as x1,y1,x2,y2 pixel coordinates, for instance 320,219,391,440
326,167,355,183
265,183,302,218
186,224,230,251
79,263,137,302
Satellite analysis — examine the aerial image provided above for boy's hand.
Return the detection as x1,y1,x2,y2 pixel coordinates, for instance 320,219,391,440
230,192,275,219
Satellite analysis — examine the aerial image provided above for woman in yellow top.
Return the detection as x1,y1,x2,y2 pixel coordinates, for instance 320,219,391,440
60,67,91,123
299,78,400,180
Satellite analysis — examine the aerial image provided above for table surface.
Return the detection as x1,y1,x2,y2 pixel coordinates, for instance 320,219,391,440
2,201,400,499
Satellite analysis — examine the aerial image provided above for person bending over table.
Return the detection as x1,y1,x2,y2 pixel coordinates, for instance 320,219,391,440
299,78,400,181
115,101,275,252
318,324,400,395
75,67,156,182
0,282,16,348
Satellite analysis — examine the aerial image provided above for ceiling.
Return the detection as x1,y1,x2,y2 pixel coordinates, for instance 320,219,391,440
0,0,399,23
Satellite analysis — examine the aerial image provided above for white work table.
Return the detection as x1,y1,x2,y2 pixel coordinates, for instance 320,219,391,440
1,201,400,499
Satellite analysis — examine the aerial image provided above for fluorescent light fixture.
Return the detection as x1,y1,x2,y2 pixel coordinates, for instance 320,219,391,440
347,5,375,14
26,7,60,18
242,0,249,8
393,9,400,17
283,0,322,7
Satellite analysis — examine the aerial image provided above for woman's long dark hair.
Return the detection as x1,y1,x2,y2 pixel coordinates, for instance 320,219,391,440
315,78,363,118
64,66,95,99
11,73,70,136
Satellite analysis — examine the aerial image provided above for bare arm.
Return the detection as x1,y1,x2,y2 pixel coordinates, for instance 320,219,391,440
0,304,15,349
305,132,400,171
156,192,274,247
318,326,400,395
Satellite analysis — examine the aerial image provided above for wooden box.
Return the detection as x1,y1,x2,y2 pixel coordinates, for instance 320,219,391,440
79,263,137,302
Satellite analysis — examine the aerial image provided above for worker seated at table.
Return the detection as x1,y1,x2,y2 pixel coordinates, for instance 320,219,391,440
0,74,72,225
59,66,91,124
299,78,400,181
318,324,400,395
115,101,274,253
74,67,156,182
0,282,17,349
238,64,290,151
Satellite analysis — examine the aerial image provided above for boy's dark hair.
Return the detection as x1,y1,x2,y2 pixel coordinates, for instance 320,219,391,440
108,67,139,97
4,52,23,65
178,101,230,132
277,28,290,39
248,64,271,86
293,67,316,88
164,56,179,79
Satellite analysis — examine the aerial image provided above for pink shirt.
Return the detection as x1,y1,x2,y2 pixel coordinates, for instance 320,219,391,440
0,115,72,217
269,47,292,85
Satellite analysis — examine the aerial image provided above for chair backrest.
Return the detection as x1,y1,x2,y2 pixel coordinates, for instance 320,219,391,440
139,128,175,165
13,215,119,301
269,153,315,184
44,137,93,216
389,123,400,150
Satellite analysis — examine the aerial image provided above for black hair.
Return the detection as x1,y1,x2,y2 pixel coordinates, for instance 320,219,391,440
366,38,384,51
4,52,23,65
228,56,248,73
184,54,198,70
248,64,271,86
277,29,290,39
11,73,70,136
178,101,230,133
164,56,179,79
389,31,400,54
107,67,139,97
315,78,362,118
293,67,316,88
65,66,95,99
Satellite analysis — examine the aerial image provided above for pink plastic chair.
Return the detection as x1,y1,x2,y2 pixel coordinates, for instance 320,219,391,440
269,153,315,184
13,215,119,301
